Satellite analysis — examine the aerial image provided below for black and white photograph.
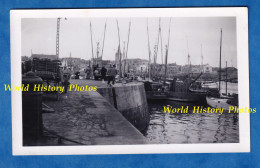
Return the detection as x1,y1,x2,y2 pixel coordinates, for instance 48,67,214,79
11,8,250,155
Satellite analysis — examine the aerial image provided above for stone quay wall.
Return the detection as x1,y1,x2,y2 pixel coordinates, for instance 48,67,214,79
98,83,150,132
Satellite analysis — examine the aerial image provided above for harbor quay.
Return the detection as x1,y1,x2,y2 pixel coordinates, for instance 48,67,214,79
39,79,148,145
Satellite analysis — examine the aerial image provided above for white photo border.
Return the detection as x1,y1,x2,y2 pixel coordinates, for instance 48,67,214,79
10,7,250,155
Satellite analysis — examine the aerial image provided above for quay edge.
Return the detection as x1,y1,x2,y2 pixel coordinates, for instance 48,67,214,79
98,82,150,132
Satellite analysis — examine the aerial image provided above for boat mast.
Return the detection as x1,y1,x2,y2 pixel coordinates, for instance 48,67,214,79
122,42,126,75
226,61,227,95
147,18,151,80
90,21,95,65
186,37,191,74
116,19,122,78
123,20,131,75
201,44,204,73
160,22,163,64
154,18,161,64
100,20,107,67
164,18,171,83
153,45,157,64
164,45,168,83
219,28,222,92
96,42,100,59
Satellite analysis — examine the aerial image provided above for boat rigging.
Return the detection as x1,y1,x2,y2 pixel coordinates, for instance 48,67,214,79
116,19,131,78
206,28,238,110
89,20,107,66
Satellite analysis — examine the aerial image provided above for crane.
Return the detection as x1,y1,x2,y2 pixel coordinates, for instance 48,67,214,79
56,17,67,59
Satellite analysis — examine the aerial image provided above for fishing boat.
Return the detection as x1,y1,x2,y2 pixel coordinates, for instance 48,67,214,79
167,92,206,102
206,95,238,110
206,29,238,110
187,45,218,94
166,72,207,103
144,18,208,103
145,78,207,103
145,66,208,102
201,81,218,89
189,79,218,94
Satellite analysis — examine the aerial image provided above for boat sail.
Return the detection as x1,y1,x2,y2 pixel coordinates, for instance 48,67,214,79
206,29,238,110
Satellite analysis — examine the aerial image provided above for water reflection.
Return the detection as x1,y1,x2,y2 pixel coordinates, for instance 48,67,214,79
144,101,239,144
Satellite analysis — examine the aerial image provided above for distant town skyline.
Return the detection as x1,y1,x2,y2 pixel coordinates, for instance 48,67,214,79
22,17,237,68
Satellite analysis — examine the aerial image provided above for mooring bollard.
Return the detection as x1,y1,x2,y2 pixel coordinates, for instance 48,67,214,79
22,71,43,145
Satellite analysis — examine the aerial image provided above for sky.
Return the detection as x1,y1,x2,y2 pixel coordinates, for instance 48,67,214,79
22,17,237,68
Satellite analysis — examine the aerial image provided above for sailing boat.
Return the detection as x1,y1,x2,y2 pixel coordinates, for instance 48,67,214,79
164,33,206,102
90,20,107,80
188,44,218,94
206,29,238,110
144,19,207,103
144,18,168,100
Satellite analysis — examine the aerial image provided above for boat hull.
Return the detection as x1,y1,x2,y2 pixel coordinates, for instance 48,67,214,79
206,96,235,110
146,91,206,103
167,92,206,103
146,91,168,100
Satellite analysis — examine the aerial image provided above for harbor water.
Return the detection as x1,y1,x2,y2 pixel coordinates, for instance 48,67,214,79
144,101,239,144
219,81,238,95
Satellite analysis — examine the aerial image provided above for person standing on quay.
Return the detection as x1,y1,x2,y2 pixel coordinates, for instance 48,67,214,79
107,65,117,86
101,66,107,83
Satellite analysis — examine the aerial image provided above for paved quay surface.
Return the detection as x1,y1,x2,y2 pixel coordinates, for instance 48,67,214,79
69,79,141,88
42,79,147,145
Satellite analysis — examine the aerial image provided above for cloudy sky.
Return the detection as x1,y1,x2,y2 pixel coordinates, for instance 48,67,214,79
22,17,237,67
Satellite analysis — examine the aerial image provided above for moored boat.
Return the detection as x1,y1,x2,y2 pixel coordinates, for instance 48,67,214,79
206,96,237,110
144,76,207,103
167,91,206,103
144,18,207,103
189,81,218,94
206,29,238,109
201,81,218,89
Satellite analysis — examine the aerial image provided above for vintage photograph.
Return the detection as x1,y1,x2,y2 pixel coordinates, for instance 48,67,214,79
11,8,250,154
